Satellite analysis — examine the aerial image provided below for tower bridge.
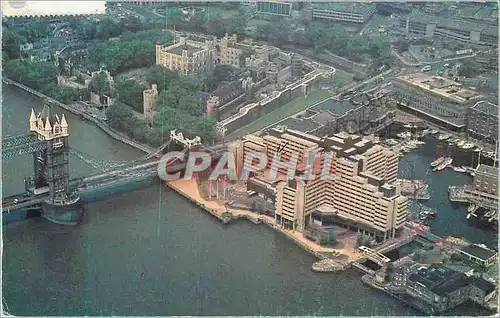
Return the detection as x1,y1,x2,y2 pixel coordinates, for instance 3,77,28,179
2,100,226,225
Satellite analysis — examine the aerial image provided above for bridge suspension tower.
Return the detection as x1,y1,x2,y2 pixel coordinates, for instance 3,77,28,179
27,100,82,224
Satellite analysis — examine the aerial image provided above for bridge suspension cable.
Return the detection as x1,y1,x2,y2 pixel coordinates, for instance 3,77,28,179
69,148,137,172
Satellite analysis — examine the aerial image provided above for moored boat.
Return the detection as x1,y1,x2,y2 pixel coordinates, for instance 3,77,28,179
453,166,466,173
456,140,466,147
443,157,453,166
434,162,448,171
437,134,451,141
431,157,445,167
430,129,438,134
468,204,478,213
461,143,475,149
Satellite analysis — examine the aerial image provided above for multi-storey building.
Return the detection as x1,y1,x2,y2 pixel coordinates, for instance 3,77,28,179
467,101,498,143
156,34,246,75
111,0,163,5
156,36,216,75
472,164,498,197
256,1,292,16
311,2,376,24
400,13,498,47
241,129,408,241
218,34,246,68
392,73,481,131
405,263,496,314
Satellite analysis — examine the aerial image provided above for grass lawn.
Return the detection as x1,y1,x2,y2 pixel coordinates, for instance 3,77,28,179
247,19,272,28
226,88,331,140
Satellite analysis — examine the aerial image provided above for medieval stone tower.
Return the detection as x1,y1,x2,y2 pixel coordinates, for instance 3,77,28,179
143,84,159,124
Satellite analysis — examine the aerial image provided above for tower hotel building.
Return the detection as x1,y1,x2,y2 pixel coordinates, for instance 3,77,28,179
240,128,408,242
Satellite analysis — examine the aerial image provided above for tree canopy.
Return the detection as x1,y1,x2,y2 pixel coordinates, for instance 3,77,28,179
4,59,56,90
86,29,173,75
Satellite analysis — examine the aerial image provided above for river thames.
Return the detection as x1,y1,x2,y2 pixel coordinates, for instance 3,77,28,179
2,85,496,316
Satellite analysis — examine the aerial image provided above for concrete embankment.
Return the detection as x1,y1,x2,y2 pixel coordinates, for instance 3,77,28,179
2,78,155,154
165,180,349,264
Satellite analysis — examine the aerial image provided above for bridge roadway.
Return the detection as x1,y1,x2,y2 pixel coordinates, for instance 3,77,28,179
2,145,227,211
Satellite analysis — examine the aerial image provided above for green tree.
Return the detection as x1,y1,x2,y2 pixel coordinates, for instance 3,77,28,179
334,75,345,87
97,17,121,39
356,233,365,247
194,116,217,144
4,59,57,90
178,93,202,116
118,16,143,33
47,85,79,104
23,19,49,42
356,233,373,248
205,14,226,38
153,106,181,128
76,20,98,40
89,72,112,96
395,40,410,52
115,79,147,112
2,29,26,61
320,235,328,246
267,19,293,46
458,59,481,77
145,65,179,91
327,229,337,245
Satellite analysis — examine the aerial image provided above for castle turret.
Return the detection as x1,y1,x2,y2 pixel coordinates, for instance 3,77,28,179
29,108,37,131
60,114,68,135
44,117,52,132
30,101,69,139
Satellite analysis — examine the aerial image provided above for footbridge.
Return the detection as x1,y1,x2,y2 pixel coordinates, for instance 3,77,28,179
2,101,226,224
358,246,391,266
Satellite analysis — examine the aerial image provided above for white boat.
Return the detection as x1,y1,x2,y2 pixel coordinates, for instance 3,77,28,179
385,139,399,146
397,131,411,139
437,134,451,141
456,140,466,147
434,162,448,171
443,157,453,166
461,143,475,149
468,204,478,213
430,129,438,134
406,143,418,149
453,166,466,173
470,172,475,177
431,157,445,167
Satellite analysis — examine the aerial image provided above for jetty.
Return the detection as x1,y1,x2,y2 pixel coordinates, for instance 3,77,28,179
312,258,346,272
448,185,498,210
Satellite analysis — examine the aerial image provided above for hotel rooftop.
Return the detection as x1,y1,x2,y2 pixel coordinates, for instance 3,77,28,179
395,73,480,104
